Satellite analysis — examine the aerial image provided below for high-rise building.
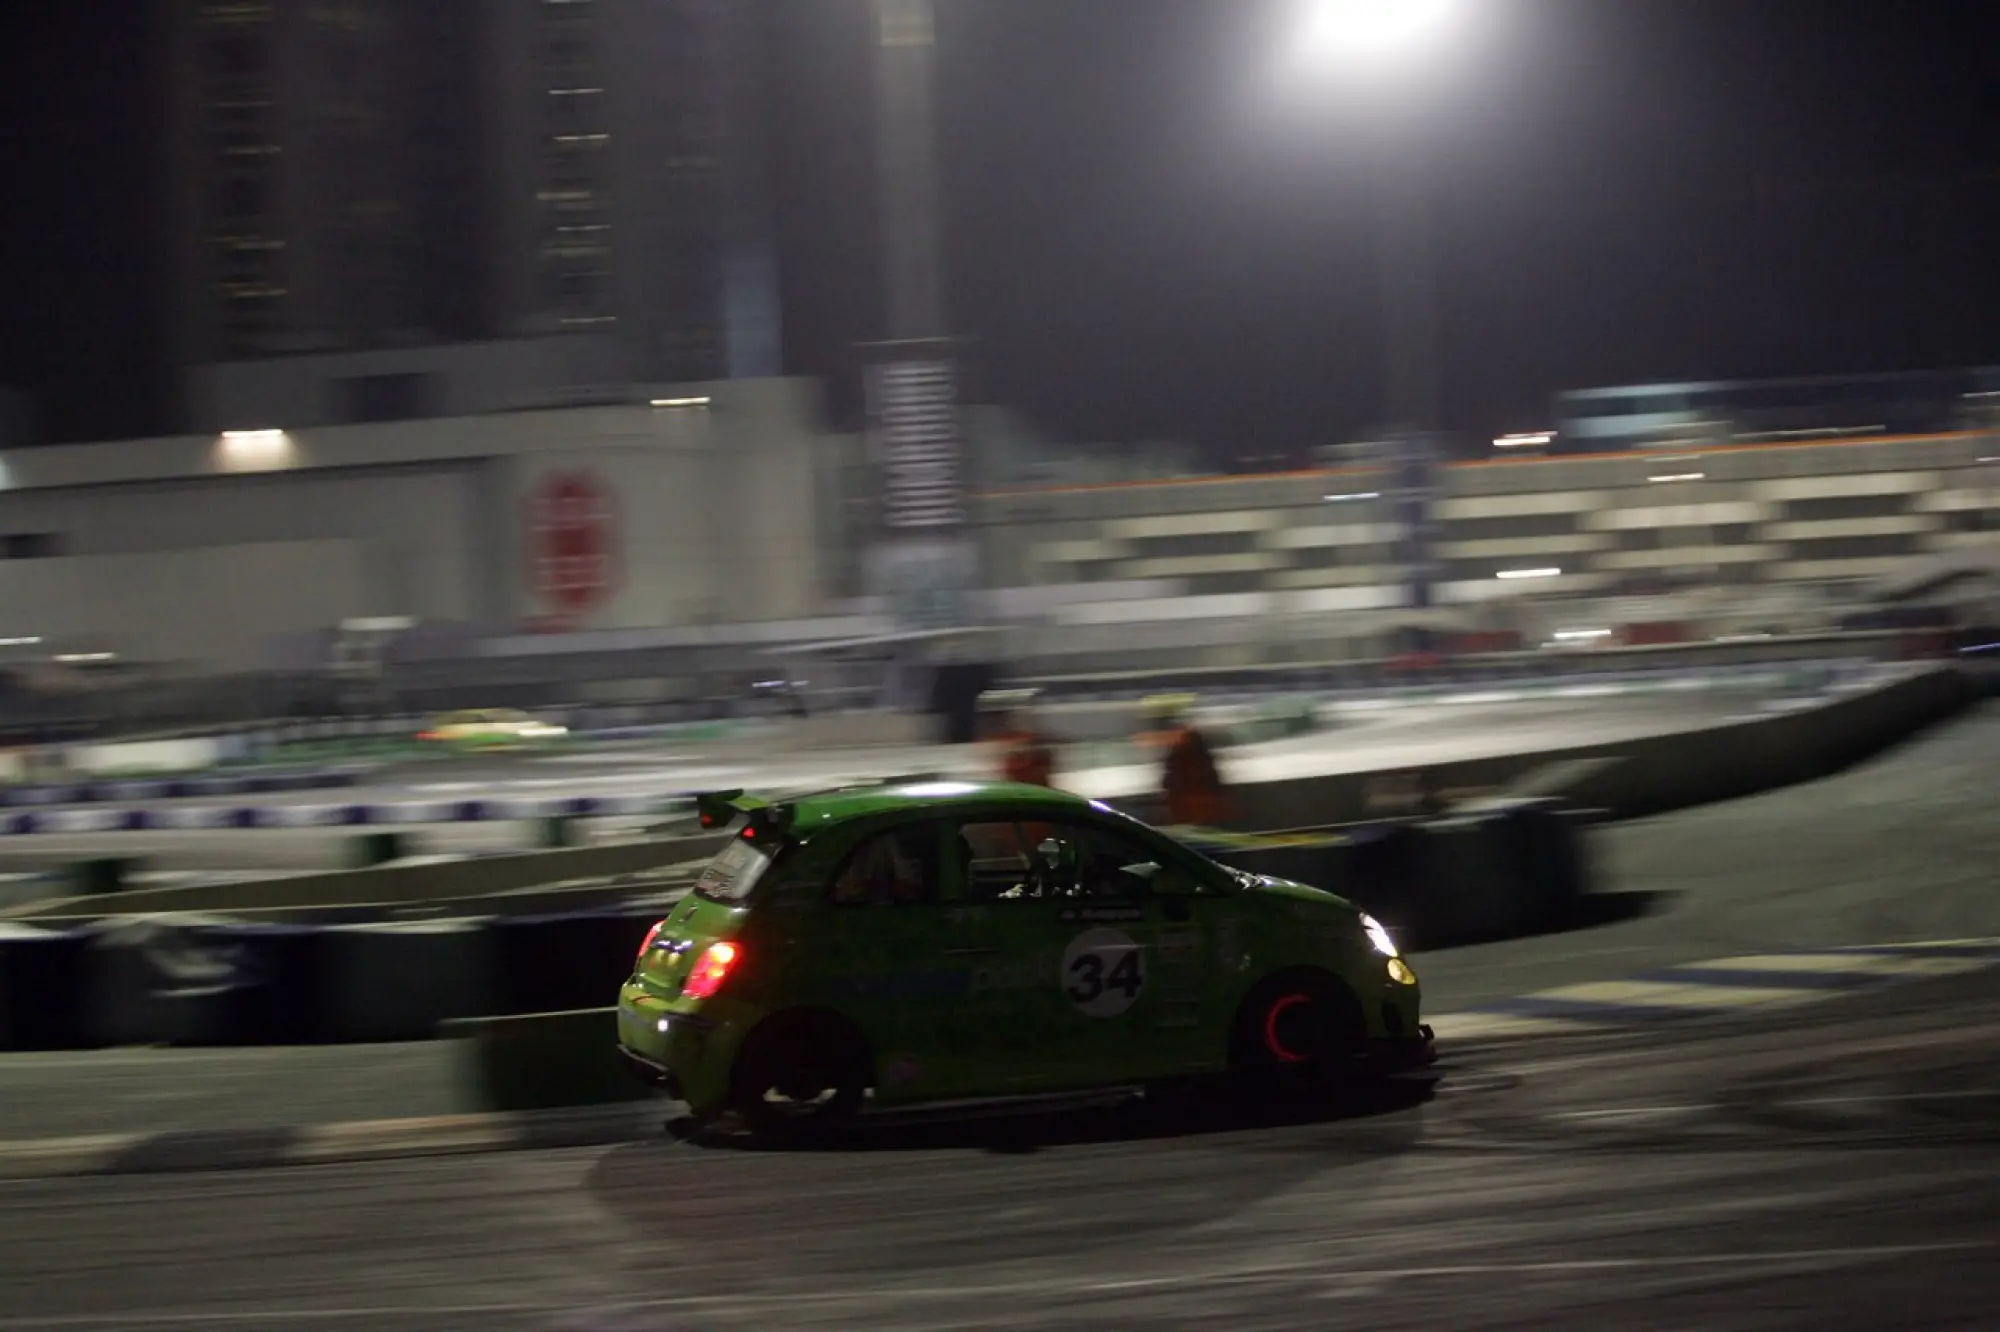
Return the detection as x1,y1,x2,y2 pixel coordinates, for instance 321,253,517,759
163,0,781,425
488,0,782,383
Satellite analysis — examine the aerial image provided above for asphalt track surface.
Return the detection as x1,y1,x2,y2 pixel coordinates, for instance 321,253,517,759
1,706,1997,1328
1,974,1994,1329
0,684,1816,880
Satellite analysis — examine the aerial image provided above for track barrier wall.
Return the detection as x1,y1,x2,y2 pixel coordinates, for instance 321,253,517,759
4,831,730,921
444,1008,650,1113
0,664,1975,1054
3,907,672,1051
1176,664,1973,830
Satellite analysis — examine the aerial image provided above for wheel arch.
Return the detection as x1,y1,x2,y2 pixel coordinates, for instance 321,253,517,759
732,1005,879,1091
1227,964,1364,1071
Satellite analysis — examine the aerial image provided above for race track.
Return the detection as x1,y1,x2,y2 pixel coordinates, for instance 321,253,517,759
2,971,1994,1330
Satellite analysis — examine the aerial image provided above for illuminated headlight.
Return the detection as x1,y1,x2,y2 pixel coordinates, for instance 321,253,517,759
1360,913,1399,958
1387,957,1418,986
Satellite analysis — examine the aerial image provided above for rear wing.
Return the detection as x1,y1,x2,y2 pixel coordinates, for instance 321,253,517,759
693,789,796,835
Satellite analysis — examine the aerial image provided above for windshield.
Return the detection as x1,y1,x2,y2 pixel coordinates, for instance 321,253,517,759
694,835,778,904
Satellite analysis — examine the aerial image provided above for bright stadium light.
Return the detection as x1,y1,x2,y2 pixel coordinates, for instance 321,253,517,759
1292,0,1468,68
1496,567,1562,581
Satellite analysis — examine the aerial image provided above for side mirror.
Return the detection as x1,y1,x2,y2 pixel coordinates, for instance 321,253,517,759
1126,861,1193,896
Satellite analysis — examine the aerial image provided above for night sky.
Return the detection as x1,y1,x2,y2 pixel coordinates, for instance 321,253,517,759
4,1,1999,459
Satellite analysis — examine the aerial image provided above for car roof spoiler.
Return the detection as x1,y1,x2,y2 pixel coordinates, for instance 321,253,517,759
693,789,795,835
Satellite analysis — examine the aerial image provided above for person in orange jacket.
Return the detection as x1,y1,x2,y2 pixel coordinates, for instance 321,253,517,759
980,689,1057,788
1139,694,1233,828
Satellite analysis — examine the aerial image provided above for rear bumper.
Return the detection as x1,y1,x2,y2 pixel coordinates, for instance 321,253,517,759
616,1044,684,1100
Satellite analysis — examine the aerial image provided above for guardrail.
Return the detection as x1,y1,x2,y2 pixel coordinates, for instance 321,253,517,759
1012,631,1918,700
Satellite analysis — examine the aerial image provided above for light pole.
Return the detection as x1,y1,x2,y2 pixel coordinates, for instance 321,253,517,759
1280,0,1469,619
874,0,948,342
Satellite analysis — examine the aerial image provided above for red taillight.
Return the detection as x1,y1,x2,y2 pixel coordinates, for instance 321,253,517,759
681,941,739,1000
634,921,664,968
417,730,440,742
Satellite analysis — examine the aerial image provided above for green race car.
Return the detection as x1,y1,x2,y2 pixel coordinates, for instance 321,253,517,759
616,779,1432,1138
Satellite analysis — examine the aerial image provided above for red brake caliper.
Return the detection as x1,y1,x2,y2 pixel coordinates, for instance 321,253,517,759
1263,994,1314,1064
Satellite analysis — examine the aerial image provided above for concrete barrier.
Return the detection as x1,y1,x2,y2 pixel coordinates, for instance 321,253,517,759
1192,799,1594,952
443,1008,652,1113
318,919,489,1043
66,738,224,777
84,915,326,1047
1149,664,1974,831
26,905,672,1051
0,922,88,1050
4,831,730,922
485,908,660,1017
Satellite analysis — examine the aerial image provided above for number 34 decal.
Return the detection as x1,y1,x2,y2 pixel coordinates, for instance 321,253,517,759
1061,928,1148,1017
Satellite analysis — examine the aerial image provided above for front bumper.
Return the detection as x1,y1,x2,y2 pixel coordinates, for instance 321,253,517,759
1366,1023,1437,1073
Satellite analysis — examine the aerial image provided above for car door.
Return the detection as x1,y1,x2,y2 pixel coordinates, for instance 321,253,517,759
927,813,1077,1093
783,817,975,1103
939,810,1221,1091
1042,815,1227,1084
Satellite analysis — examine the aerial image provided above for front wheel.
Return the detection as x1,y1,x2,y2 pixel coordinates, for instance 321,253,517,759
728,1015,870,1144
1230,971,1366,1093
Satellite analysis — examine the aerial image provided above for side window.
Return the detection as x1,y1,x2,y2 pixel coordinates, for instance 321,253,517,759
954,821,1036,902
1068,823,1172,900
952,819,1167,901
828,825,940,907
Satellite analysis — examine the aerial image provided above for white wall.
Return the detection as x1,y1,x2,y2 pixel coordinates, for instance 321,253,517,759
0,466,483,627
0,541,370,670
0,379,839,667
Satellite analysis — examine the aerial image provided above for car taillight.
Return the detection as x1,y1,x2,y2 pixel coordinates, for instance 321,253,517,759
681,941,739,1000
634,921,665,968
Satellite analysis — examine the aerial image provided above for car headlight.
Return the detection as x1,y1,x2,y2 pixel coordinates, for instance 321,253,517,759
1360,912,1399,958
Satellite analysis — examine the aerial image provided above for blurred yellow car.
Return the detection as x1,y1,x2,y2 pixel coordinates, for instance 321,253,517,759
416,708,569,751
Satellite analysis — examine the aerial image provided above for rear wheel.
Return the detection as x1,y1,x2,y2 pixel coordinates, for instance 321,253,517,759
728,1013,870,1144
1230,970,1366,1094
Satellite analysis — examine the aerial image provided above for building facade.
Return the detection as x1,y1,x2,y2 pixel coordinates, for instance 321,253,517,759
972,431,2000,654
0,380,836,672
163,0,781,427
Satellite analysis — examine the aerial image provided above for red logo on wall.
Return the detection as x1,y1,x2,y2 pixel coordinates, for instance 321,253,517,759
526,471,620,628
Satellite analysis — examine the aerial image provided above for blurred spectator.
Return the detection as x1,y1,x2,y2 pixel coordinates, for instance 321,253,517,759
1139,694,1232,827
980,689,1057,787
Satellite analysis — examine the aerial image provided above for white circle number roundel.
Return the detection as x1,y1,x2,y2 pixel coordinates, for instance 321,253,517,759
1061,928,1147,1018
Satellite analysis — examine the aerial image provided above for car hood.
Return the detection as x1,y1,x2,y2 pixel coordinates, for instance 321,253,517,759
1242,872,1358,915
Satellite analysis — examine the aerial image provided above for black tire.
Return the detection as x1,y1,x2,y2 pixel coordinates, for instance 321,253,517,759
728,1012,871,1144
1229,970,1367,1093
